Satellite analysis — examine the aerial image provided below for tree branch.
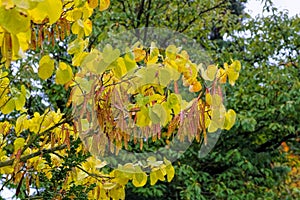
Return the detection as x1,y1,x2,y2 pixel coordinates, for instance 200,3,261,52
254,133,298,153
0,144,67,168
180,0,227,33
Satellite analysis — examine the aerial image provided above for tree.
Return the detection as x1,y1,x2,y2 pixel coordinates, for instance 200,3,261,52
114,1,299,199
0,0,240,199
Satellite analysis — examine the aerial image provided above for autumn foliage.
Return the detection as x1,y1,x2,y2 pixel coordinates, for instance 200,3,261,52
0,0,241,199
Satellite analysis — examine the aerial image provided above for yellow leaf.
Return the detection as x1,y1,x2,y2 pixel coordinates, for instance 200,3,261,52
103,44,120,64
103,182,117,190
14,137,25,151
231,60,241,71
166,164,175,182
2,0,14,9
133,48,146,62
1,98,15,114
15,114,28,136
55,62,73,85
217,68,227,83
225,61,241,86
166,45,177,60
189,81,202,93
132,172,147,187
82,2,94,20
136,106,151,127
124,53,137,72
99,0,110,11
14,94,25,111
208,120,219,133
13,0,38,10
113,57,127,78
67,38,87,55
201,64,217,81
83,19,92,36
72,52,88,67
149,104,167,126
0,7,30,34
88,0,98,9
16,30,31,53
156,168,166,181
223,109,236,130
29,0,63,25
146,42,159,64
38,55,55,80
10,33,22,60
150,170,158,185
0,166,14,174
211,94,222,107
81,118,90,132
227,69,239,86
66,8,82,22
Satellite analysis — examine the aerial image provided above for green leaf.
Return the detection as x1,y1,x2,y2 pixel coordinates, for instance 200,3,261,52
103,44,120,64
149,104,167,126
158,68,171,86
124,53,137,72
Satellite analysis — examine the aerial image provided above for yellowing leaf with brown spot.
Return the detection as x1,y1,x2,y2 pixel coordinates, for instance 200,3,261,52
99,0,110,11
0,7,30,34
38,55,55,80
83,19,92,36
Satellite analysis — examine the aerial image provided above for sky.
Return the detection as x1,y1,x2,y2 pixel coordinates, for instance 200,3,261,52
1,0,300,200
247,0,300,17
